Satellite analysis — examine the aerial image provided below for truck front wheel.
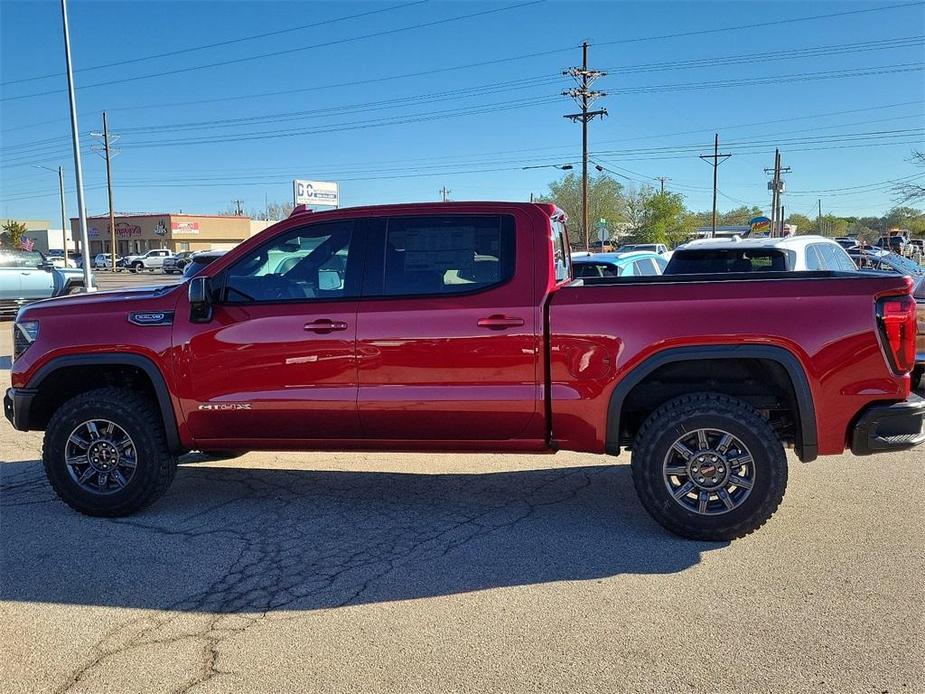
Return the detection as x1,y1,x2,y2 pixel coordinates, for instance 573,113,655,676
42,387,178,516
630,392,788,541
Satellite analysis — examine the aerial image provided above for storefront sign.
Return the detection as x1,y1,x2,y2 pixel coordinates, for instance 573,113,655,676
171,221,200,234
115,222,142,239
154,221,168,237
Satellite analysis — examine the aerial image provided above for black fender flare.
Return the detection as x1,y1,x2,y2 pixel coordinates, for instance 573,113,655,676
605,344,817,462
27,353,183,453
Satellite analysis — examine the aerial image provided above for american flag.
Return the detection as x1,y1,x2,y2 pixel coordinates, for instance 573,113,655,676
19,237,35,251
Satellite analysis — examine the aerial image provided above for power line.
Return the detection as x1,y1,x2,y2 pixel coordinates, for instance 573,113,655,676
602,35,923,74
3,1,920,109
606,62,924,95
3,31,920,137
8,59,917,158
593,1,924,47
0,1,546,102
0,1,429,86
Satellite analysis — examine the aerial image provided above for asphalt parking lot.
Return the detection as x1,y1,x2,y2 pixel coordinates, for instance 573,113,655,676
92,267,186,291
1,281,923,693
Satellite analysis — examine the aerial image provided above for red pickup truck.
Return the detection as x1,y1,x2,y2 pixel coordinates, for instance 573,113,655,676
6,202,924,540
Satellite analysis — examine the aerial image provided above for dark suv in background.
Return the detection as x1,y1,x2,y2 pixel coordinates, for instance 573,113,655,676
876,235,907,254
182,250,227,277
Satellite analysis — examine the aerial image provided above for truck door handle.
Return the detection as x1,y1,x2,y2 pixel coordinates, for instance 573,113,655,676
304,319,348,333
477,315,524,330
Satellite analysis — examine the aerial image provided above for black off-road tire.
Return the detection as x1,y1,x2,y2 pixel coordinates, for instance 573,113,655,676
630,392,788,541
43,387,178,517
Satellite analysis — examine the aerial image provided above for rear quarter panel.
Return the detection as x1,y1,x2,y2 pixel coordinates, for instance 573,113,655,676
548,274,912,456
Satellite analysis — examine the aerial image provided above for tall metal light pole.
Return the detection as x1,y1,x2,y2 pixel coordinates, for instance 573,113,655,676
60,0,94,290
32,164,69,262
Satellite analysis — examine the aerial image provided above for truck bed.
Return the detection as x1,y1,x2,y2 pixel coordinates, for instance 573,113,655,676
547,271,913,458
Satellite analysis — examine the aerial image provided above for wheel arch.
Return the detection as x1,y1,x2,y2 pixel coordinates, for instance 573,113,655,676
24,354,183,453
606,345,817,462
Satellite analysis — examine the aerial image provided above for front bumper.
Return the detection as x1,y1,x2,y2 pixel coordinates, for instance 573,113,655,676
851,393,925,455
4,387,35,431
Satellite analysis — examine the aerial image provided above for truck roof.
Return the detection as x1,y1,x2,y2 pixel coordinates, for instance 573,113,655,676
677,235,838,251
288,200,561,218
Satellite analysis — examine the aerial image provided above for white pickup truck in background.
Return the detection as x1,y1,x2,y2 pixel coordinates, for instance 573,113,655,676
124,249,174,272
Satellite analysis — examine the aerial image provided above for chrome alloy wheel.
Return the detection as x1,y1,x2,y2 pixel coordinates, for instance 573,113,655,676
662,428,756,516
65,419,138,495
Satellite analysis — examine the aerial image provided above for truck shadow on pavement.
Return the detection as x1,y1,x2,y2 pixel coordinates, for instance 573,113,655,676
1,460,723,615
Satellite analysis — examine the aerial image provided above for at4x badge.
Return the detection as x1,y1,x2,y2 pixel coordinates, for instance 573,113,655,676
198,403,252,411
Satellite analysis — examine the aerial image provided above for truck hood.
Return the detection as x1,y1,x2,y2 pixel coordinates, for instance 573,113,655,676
18,283,182,315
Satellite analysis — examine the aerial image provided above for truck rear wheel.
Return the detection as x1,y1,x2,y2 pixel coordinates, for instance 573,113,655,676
630,392,787,541
43,387,178,517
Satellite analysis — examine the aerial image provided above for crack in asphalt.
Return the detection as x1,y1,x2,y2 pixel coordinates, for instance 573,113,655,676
2,458,612,692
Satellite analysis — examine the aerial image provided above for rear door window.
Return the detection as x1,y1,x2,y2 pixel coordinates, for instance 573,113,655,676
813,243,857,271
551,217,571,282
372,215,515,297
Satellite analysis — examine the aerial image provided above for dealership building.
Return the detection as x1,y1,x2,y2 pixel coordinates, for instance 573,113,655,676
69,213,273,257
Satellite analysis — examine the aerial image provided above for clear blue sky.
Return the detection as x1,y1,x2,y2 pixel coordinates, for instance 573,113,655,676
1,0,923,224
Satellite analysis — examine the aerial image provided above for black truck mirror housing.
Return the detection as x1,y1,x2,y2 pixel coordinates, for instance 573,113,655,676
188,276,213,323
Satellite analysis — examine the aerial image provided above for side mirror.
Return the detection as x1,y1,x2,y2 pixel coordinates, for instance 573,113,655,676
188,276,213,323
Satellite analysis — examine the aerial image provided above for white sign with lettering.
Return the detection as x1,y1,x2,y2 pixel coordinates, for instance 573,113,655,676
293,179,339,207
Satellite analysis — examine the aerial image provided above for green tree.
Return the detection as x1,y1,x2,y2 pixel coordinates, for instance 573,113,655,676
787,213,814,234
718,206,764,226
884,206,923,230
636,191,695,246
0,220,27,249
538,172,625,247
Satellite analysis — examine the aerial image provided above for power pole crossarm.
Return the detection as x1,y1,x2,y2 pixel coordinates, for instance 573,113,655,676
563,41,607,253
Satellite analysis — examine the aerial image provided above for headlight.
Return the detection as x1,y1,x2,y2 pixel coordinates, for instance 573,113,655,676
12,320,39,362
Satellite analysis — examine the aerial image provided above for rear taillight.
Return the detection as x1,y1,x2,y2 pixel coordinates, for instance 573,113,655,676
877,294,916,374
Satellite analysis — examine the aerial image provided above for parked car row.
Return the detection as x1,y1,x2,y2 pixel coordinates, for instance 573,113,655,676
88,249,227,273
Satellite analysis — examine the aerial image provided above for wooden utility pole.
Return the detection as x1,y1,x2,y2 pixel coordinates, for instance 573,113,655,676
563,41,607,252
656,176,670,194
57,166,68,261
699,133,731,237
439,185,451,202
91,112,119,268
102,113,116,269
764,149,791,236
